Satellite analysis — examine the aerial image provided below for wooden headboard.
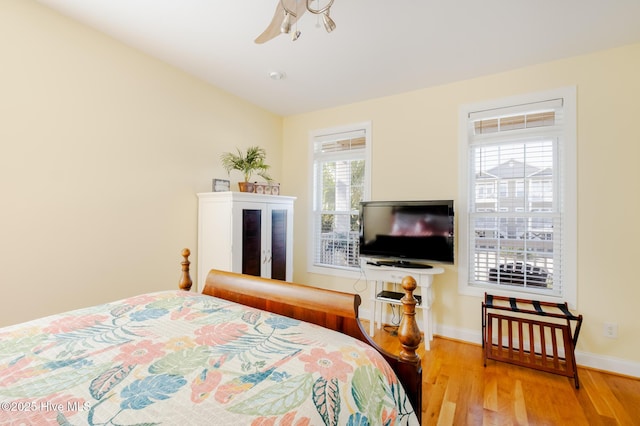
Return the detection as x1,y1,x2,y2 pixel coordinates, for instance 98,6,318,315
178,248,423,422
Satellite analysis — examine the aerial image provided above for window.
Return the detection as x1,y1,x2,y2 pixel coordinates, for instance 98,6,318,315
309,122,371,275
458,88,576,306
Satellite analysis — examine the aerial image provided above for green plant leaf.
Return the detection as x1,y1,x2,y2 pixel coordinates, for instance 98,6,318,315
228,373,312,415
351,365,387,421
220,146,271,182
0,335,47,357
148,346,210,376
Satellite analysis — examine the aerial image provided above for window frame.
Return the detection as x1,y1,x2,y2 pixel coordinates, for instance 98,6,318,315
458,87,577,307
307,122,372,278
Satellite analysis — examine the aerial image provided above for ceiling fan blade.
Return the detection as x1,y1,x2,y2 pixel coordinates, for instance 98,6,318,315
254,0,307,44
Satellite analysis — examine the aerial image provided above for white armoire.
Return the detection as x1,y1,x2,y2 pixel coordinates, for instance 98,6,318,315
197,192,295,290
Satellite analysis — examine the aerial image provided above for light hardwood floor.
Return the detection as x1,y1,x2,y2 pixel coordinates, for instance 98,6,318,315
370,327,640,426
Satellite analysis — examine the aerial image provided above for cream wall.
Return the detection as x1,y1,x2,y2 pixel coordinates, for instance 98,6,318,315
283,43,640,374
0,1,283,326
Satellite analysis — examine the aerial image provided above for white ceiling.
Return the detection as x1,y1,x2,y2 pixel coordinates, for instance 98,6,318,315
36,0,640,116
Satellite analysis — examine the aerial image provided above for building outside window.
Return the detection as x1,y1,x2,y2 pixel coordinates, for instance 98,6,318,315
309,123,371,275
458,88,576,305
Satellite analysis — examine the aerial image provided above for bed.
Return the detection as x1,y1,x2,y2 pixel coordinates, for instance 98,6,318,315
0,249,422,425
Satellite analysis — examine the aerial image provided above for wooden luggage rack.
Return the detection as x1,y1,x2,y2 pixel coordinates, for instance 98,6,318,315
482,293,583,388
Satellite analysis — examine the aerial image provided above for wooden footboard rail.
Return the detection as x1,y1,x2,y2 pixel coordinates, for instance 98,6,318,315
482,293,583,388
178,249,423,422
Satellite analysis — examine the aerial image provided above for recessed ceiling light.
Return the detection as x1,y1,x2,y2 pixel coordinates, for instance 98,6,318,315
269,71,286,80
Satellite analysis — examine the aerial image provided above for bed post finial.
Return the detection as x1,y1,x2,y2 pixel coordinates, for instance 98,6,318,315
179,248,193,291
398,275,421,364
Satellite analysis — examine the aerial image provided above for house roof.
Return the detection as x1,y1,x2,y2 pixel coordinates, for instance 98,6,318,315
486,160,540,179
477,160,552,180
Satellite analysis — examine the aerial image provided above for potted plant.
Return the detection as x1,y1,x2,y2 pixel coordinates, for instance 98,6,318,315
220,146,272,192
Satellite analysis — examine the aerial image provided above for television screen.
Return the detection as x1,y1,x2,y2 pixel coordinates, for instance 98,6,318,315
359,200,454,265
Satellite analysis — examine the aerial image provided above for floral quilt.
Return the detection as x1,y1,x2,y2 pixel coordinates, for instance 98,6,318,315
0,290,419,425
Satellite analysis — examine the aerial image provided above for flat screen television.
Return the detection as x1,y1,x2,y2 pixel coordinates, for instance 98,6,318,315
359,200,454,267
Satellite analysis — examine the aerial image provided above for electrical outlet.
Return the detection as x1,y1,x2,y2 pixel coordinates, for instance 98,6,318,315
604,322,618,339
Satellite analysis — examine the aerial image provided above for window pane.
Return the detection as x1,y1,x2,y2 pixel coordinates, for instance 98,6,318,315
470,137,558,292
318,212,359,268
322,162,336,211
473,214,556,290
312,126,369,271
473,111,556,134
500,115,525,131
350,160,364,210
527,111,555,128
473,141,554,212
321,214,334,233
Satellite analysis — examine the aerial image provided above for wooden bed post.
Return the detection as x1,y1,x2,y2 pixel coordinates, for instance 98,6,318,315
179,248,193,291
396,275,423,423
398,275,421,364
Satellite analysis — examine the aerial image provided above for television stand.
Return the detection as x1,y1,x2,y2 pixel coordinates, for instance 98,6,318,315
361,258,444,350
372,260,433,269
377,290,423,305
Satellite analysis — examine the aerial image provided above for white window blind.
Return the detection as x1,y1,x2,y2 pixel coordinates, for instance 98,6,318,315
461,90,576,304
311,126,369,271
